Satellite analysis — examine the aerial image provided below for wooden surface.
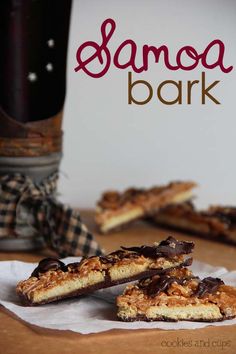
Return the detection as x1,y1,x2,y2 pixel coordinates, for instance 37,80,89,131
1,210,236,354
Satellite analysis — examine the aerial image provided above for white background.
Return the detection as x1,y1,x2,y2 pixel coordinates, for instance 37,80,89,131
58,0,236,209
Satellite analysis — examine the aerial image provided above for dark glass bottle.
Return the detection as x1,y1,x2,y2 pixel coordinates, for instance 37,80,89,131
0,0,72,123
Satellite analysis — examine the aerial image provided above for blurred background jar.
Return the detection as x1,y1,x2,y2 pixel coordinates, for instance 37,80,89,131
0,0,72,250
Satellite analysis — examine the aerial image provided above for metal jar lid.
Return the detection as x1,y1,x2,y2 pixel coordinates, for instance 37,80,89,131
0,152,62,183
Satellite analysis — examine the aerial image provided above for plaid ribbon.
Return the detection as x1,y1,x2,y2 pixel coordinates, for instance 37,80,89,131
0,173,103,257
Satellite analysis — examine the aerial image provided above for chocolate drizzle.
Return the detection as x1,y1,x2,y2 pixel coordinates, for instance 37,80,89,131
31,258,68,277
138,275,224,298
139,275,197,297
100,250,140,265
100,236,192,264
121,236,194,258
194,277,224,298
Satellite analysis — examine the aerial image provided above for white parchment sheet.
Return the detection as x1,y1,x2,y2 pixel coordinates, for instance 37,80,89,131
0,258,236,334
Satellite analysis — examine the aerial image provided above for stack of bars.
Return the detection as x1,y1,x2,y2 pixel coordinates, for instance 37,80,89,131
95,181,236,245
16,236,236,322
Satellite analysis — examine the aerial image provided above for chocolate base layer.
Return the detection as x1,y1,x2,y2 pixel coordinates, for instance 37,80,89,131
117,313,235,323
19,258,192,306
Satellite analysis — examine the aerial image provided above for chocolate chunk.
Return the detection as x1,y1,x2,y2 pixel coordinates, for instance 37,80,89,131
31,258,68,278
121,236,194,258
194,277,224,298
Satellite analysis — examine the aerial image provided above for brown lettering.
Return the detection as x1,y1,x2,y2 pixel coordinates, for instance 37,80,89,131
157,80,182,105
201,72,220,104
128,72,153,105
187,80,199,104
